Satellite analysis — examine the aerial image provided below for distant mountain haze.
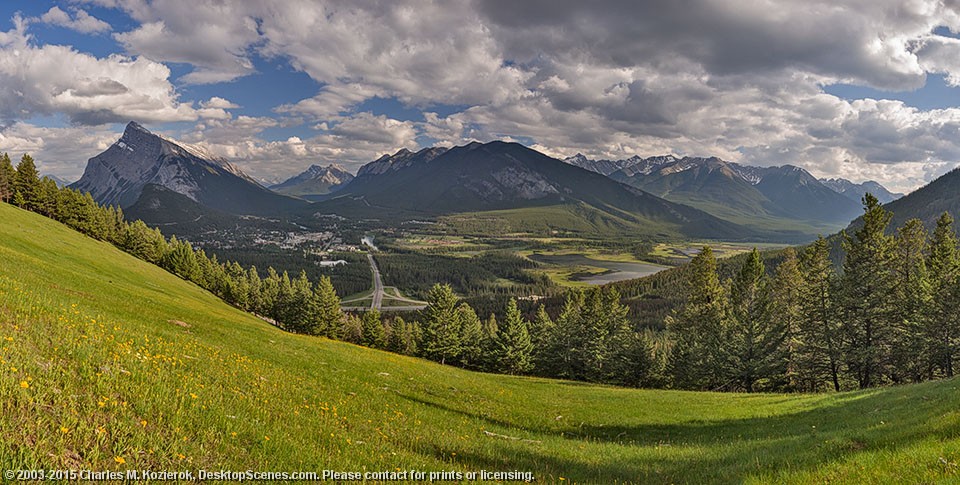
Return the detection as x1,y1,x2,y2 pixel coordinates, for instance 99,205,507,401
565,153,900,235
270,164,355,197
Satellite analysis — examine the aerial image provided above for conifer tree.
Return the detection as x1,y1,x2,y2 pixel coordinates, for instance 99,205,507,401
540,290,584,379
0,153,14,202
13,154,40,210
386,317,408,354
768,248,803,390
529,305,555,370
456,303,484,369
890,218,932,382
339,314,363,344
926,212,960,377
492,298,534,374
246,266,263,315
313,276,343,338
667,246,728,389
726,249,786,391
162,236,201,281
420,284,462,364
839,194,896,389
37,177,59,218
796,237,842,391
361,309,385,348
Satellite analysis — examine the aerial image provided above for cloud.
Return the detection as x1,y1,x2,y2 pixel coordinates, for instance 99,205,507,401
178,111,420,180
0,122,121,180
0,19,222,125
200,96,240,109
42,0,960,191
102,1,260,84
37,6,111,34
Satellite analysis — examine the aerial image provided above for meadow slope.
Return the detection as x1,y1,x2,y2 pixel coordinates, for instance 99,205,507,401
2,202,960,484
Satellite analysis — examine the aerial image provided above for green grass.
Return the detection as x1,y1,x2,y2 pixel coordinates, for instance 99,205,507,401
438,204,675,238
3,203,960,483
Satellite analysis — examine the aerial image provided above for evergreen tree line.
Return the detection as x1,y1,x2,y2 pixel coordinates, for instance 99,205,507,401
8,152,958,392
0,153,350,336
668,194,960,392
0,153,578,379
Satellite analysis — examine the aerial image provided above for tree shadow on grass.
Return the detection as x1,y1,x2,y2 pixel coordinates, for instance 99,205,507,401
393,378,960,483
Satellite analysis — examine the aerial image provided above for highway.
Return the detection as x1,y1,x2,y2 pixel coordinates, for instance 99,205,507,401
340,253,426,312
369,253,384,310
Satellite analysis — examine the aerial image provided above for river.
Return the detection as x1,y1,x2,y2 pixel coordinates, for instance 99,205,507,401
529,253,668,285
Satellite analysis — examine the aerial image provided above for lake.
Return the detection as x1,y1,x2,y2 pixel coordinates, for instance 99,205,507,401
528,253,668,285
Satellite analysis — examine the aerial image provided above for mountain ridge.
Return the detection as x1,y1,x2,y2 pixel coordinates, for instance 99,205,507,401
320,141,760,240
71,121,304,216
270,163,355,197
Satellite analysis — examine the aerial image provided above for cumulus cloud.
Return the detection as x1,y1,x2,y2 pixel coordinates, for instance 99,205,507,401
0,122,121,180
200,97,240,110
38,0,960,191
37,6,111,34
178,112,420,179
96,0,260,84
0,19,222,125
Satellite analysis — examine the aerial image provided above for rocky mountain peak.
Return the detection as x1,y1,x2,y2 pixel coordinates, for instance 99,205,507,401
70,121,283,212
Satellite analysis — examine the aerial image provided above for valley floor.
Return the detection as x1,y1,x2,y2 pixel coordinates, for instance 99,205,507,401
2,203,959,484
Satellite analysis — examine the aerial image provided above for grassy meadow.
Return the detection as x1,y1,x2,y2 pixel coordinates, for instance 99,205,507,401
2,202,960,483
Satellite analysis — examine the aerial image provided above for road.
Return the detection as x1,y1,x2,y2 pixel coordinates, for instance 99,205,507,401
368,253,384,310
340,253,426,312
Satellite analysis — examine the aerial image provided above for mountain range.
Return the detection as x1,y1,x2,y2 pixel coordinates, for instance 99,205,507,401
68,122,911,242
819,178,903,204
564,153,901,235
319,142,751,240
270,164,354,199
71,122,304,216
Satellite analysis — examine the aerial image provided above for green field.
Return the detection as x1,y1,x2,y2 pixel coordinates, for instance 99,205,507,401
3,203,960,483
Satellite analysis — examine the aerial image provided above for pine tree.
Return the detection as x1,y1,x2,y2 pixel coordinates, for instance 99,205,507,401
386,317,407,354
926,212,960,377
480,313,500,371
339,314,363,344
796,237,842,391
726,248,786,392
0,153,14,203
313,276,343,338
768,247,803,390
456,303,484,369
361,309,385,348
540,290,584,379
890,218,932,382
839,194,896,389
529,305,555,370
492,298,534,374
420,284,462,365
246,266,263,315
162,236,201,281
13,154,40,210
667,246,728,389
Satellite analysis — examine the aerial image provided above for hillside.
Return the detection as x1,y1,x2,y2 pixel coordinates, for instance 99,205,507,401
320,142,756,241
2,202,960,483
861,167,960,231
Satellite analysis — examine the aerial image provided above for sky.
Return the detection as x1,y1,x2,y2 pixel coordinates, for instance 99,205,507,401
3,2,960,192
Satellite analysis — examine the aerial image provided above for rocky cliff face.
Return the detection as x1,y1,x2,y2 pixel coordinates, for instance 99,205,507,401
71,121,302,215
